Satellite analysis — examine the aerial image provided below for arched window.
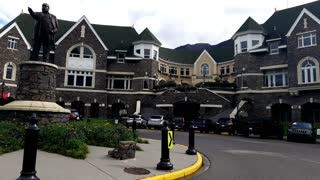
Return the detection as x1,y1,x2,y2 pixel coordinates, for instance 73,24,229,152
3,62,16,81
65,44,96,88
301,60,317,83
201,64,209,77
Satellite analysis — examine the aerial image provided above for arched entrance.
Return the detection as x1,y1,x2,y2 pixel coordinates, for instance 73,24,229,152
173,101,200,125
111,102,125,118
90,102,100,118
301,103,320,124
271,103,292,124
71,101,85,117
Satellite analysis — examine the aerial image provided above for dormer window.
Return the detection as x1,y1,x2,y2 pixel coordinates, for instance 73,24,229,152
269,42,279,55
7,37,18,50
240,41,247,52
144,49,150,58
117,53,125,63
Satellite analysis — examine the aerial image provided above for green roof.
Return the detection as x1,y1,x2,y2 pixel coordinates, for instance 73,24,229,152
1,13,139,51
159,47,201,64
135,28,161,46
234,16,265,35
263,1,320,35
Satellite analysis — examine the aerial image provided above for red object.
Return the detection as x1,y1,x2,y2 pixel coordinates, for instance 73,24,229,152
0,91,9,100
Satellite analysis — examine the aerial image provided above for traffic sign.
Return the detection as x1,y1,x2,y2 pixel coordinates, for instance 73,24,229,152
168,131,174,149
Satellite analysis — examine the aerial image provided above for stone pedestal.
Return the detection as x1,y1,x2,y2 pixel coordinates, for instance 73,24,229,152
0,61,70,123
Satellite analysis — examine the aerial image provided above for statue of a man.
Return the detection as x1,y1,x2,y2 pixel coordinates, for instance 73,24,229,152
28,3,58,62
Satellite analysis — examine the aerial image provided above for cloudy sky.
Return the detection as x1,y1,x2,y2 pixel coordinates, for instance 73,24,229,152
0,0,316,48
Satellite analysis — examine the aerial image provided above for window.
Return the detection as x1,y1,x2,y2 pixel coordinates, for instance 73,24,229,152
240,41,247,52
106,75,132,90
153,50,158,60
136,49,141,54
220,66,225,75
144,49,150,58
169,66,177,75
264,69,288,87
180,68,185,76
7,38,18,50
201,64,209,77
6,65,13,79
185,68,190,76
301,60,317,83
160,64,167,73
3,62,16,81
235,44,238,55
226,66,230,74
143,80,149,89
252,40,259,46
69,46,93,59
67,70,93,87
269,42,279,55
298,32,316,48
117,53,125,63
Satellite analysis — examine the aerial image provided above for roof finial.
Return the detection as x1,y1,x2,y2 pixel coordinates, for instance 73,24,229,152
275,8,277,12
21,9,24,14
132,24,134,27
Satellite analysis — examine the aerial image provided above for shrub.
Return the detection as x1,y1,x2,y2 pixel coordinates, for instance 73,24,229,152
72,121,135,148
38,124,88,159
0,121,24,154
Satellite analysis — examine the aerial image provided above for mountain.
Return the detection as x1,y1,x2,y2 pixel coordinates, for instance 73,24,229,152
174,39,233,51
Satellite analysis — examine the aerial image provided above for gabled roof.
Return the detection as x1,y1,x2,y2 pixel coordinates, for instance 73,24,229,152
56,16,108,50
0,13,139,52
232,17,265,39
263,1,320,35
0,22,31,49
133,28,161,46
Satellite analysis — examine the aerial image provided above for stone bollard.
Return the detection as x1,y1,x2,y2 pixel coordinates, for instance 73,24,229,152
17,113,40,180
157,121,173,170
186,121,197,155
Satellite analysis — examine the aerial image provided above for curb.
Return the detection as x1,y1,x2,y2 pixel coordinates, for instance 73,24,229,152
141,152,203,180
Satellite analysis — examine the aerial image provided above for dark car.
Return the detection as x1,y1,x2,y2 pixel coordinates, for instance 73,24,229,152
173,117,187,131
191,118,214,133
214,118,236,135
287,122,316,143
246,118,284,139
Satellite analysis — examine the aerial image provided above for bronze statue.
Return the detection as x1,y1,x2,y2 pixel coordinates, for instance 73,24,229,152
28,3,58,62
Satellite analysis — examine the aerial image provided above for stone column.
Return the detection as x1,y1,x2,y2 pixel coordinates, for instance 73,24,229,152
16,61,57,102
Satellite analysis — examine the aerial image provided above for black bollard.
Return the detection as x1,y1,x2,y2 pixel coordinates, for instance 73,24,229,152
186,121,197,155
170,121,175,144
17,113,40,180
157,121,173,170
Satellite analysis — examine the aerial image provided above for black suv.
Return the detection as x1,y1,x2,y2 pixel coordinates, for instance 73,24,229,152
246,118,284,139
191,118,214,133
287,121,316,143
214,118,236,135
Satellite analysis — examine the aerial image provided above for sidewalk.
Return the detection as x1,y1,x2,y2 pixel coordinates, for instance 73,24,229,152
0,139,202,180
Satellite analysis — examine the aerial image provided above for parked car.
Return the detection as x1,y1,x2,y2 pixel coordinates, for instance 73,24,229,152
214,117,236,135
147,115,168,129
287,121,316,143
246,118,284,139
69,110,81,121
126,114,147,128
191,118,214,133
173,117,187,131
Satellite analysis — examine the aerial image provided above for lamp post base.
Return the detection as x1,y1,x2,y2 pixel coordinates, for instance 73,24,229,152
186,148,197,155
